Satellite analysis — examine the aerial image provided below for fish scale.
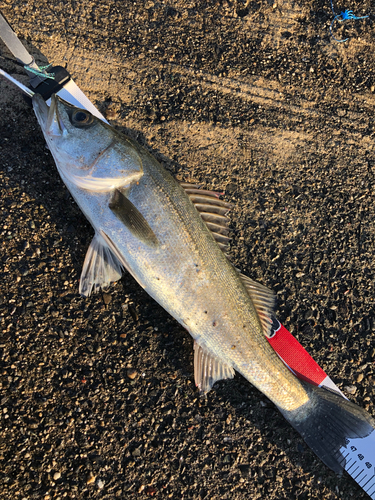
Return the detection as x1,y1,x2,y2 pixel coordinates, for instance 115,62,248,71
125,159,305,406
35,93,310,410
1,20,374,493
29,91,375,496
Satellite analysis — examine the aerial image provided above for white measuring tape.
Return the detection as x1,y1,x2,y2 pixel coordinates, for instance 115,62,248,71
0,12,108,123
338,435,375,498
268,318,375,499
0,14,374,498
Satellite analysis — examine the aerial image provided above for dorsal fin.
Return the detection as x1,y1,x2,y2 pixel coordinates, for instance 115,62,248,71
181,183,274,338
239,273,276,338
188,194,232,209
180,183,224,198
181,183,232,252
196,204,230,216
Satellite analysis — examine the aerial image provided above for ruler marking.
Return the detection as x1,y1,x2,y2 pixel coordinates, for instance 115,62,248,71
334,450,346,465
354,468,365,480
363,474,375,489
347,460,357,472
267,321,375,498
349,465,359,475
365,483,375,497
358,472,369,486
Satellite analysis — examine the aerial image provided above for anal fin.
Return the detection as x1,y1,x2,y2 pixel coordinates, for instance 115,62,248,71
194,341,235,394
79,232,124,297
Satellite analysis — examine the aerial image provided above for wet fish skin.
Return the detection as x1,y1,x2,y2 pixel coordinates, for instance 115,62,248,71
32,93,375,477
33,93,306,410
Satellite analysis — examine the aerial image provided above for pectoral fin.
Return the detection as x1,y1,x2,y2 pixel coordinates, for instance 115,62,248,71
109,189,158,247
79,232,124,297
194,341,235,394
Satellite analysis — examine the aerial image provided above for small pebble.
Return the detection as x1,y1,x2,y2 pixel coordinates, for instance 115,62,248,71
345,385,357,395
105,108,119,120
86,472,96,485
356,373,364,383
53,471,61,481
146,486,157,495
102,293,112,305
97,479,104,489
127,368,138,380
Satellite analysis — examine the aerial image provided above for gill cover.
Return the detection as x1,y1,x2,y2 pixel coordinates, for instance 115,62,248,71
32,94,143,192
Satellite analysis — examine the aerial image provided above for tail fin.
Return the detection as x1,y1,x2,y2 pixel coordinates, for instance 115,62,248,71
279,382,375,473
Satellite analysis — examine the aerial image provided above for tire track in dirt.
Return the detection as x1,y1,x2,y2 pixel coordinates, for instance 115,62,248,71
35,36,373,141
30,36,374,174
162,62,372,134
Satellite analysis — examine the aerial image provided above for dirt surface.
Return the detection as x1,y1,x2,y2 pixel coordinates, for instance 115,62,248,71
1,1,375,499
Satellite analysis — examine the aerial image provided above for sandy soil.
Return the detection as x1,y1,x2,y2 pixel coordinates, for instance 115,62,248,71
0,1,375,499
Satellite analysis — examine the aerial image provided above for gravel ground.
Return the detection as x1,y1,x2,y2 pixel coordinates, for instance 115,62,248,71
0,1,375,499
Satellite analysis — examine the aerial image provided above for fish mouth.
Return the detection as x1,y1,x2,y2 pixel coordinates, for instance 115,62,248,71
32,94,66,137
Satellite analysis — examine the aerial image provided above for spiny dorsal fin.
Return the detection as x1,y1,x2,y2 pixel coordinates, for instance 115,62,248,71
181,182,232,252
182,182,274,338
181,183,275,337
194,340,235,394
239,273,276,338
188,193,232,209
181,183,232,207
180,182,223,197
195,203,230,217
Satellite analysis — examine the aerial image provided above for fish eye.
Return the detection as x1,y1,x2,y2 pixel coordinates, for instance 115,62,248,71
71,109,94,127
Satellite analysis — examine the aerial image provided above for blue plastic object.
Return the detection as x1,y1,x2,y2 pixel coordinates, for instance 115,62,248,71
329,0,369,42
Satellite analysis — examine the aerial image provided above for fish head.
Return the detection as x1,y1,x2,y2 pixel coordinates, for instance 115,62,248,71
32,94,143,192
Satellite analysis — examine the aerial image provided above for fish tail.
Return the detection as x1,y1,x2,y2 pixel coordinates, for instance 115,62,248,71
279,381,375,473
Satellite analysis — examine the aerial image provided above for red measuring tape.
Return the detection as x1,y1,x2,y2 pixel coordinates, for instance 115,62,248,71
268,317,343,395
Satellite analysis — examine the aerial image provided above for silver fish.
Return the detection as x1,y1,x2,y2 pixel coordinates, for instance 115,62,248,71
33,93,374,476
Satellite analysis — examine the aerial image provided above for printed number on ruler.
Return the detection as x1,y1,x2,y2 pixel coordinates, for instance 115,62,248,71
338,435,375,499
